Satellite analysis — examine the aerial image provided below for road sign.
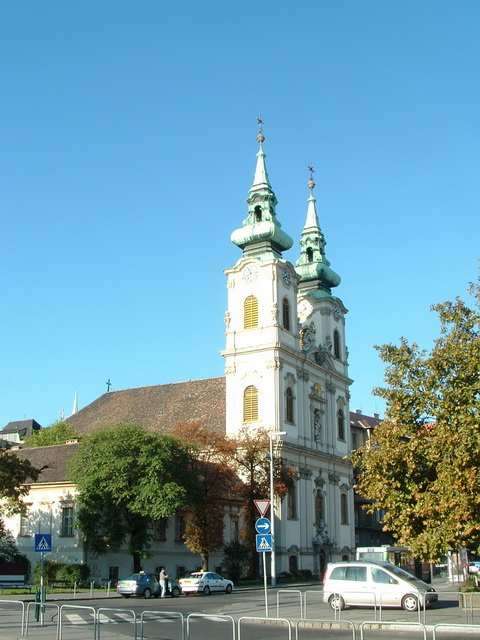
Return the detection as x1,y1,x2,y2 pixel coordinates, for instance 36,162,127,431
254,499,271,517
34,534,52,553
256,534,273,552
255,518,271,534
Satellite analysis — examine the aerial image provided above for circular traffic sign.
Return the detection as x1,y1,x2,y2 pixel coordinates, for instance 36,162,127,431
255,517,271,534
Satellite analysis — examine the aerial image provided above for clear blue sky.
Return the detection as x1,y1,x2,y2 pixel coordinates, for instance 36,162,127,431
2,1,479,428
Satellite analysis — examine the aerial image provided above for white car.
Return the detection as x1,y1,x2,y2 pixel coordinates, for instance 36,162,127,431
179,571,233,595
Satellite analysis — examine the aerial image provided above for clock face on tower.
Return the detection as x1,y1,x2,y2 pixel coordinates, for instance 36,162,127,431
332,302,341,320
281,268,291,285
242,262,259,282
297,298,313,322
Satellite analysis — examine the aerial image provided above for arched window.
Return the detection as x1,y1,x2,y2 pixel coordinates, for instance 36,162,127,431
254,205,262,222
315,492,324,525
285,387,294,424
243,385,258,422
244,296,258,329
287,485,297,519
333,329,341,359
341,493,349,524
282,297,291,331
307,247,314,263
337,409,345,441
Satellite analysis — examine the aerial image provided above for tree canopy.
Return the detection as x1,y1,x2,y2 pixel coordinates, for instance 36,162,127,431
0,444,40,518
352,279,480,561
69,423,200,570
23,421,78,447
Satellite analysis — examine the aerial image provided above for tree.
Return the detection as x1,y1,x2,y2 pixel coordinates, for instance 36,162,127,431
0,444,40,518
231,427,296,575
69,423,200,571
221,540,250,582
23,421,78,447
352,279,480,561
172,422,238,571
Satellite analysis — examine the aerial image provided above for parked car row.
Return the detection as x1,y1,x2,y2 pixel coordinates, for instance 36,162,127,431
116,571,233,598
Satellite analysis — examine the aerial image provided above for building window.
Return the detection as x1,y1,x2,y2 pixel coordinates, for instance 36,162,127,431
285,387,294,424
19,513,30,537
175,514,186,542
282,297,291,331
244,296,259,329
109,566,119,582
333,329,341,359
230,516,239,542
287,486,297,519
243,385,258,422
315,492,324,525
337,409,345,441
254,205,262,222
153,518,168,541
307,247,313,262
61,506,74,537
341,493,349,524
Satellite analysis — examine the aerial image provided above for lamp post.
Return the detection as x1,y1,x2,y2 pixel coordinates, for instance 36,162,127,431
269,430,286,587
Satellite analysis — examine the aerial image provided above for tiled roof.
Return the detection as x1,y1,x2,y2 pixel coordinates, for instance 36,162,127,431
14,443,80,483
1,419,42,435
350,411,381,430
66,377,227,436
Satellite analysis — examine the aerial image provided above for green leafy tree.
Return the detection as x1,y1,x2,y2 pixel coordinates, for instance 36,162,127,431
0,444,40,520
0,529,31,580
221,540,250,582
352,279,480,561
23,422,78,447
69,423,199,571
172,422,238,571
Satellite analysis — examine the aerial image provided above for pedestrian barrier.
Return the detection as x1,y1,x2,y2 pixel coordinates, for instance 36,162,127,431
140,610,184,640
25,601,60,638
359,620,427,640
0,598,25,636
238,615,292,640
433,622,480,638
276,588,303,618
295,618,355,640
186,613,235,640
59,604,96,640
302,589,324,619
96,606,137,640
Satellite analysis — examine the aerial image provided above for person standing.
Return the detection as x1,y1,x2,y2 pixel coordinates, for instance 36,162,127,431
159,567,168,598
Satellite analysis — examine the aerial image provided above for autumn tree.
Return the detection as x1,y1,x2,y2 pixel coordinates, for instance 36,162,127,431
352,279,480,561
231,427,296,575
172,422,238,571
69,423,199,571
23,422,78,447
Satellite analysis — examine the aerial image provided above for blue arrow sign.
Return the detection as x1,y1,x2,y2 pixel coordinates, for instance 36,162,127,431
34,533,52,552
256,534,273,552
255,518,271,534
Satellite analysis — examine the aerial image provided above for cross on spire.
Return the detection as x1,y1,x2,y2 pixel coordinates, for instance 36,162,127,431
256,115,264,135
106,378,112,392
307,162,315,181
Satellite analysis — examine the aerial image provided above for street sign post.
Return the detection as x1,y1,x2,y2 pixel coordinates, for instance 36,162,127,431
255,518,271,534
34,534,52,625
254,499,270,517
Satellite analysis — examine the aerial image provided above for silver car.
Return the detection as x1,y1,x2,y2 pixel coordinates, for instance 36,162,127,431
116,573,181,598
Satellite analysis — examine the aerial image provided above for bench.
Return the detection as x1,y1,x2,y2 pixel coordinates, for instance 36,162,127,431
0,579,30,593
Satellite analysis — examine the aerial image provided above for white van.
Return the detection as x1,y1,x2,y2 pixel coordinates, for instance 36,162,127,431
323,561,438,611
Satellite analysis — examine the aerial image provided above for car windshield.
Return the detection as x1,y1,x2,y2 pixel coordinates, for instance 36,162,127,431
380,564,426,586
189,573,203,578
126,574,144,581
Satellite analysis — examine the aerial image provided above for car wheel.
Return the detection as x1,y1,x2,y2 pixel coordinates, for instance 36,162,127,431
225,584,233,594
171,586,180,598
328,594,345,611
203,585,211,596
402,594,418,611
143,588,152,599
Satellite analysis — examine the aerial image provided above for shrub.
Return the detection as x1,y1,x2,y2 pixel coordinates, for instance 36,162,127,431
221,540,249,583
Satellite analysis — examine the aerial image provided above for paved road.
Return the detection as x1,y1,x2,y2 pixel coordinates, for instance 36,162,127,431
1,580,480,639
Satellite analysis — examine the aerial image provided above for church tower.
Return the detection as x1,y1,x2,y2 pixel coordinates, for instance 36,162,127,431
223,121,354,575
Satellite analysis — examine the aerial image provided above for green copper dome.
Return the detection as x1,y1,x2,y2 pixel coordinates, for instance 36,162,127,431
231,121,293,259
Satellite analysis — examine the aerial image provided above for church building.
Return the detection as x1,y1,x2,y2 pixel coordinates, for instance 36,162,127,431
6,122,355,581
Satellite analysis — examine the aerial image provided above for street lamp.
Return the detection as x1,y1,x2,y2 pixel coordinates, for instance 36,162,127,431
269,430,286,587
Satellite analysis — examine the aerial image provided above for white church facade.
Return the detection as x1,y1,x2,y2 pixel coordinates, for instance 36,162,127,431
4,123,358,582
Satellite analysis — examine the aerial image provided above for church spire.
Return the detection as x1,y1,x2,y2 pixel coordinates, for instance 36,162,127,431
231,117,293,260
295,164,341,295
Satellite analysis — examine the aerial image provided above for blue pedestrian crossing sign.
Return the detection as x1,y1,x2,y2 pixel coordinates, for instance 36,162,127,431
256,534,273,552
34,534,52,552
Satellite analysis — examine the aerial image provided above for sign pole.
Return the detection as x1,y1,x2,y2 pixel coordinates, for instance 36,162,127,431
40,551,45,625
263,551,268,617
